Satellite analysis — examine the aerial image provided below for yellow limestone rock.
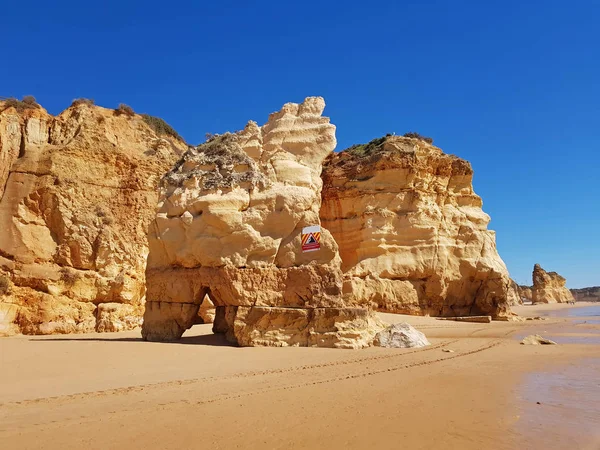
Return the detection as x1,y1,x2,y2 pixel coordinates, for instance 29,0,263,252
320,135,513,318
197,295,216,324
516,283,533,302
532,264,574,304
142,97,384,347
0,99,186,335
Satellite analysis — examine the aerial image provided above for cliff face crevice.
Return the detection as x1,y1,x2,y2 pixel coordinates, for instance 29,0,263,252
0,99,187,336
320,136,513,318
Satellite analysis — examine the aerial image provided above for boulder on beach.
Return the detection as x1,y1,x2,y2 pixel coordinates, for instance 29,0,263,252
373,322,431,348
520,334,557,345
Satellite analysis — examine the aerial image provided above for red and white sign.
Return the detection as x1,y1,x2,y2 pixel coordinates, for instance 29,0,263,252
301,225,321,253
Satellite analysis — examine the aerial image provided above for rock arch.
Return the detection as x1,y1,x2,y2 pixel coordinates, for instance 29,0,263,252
141,98,384,348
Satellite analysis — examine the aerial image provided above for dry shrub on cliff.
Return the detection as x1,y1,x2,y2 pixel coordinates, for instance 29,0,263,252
71,98,95,107
164,132,265,190
22,95,38,106
1,96,40,113
141,114,182,141
0,274,10,296
346,135,389,156
115,103,135,117
403,132,434,144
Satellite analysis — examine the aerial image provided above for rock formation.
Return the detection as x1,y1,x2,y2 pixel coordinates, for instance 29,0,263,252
515,283,532,303
142,97,384,348
571,286,600,302
320,135,513,318
197,295,216,323
1,95,520,340
531,264,574,304
0,98,186,335
521,334,557,345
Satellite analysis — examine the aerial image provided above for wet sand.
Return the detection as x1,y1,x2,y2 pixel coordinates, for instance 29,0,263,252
1,303,599,450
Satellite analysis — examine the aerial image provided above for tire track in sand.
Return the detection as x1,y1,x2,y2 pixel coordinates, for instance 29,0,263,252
0,339,459,407
0,339,503,435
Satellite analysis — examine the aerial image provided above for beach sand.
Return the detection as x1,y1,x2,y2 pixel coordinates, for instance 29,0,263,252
1,303,599,450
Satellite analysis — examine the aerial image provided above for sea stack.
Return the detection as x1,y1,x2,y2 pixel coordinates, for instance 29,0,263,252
532,264,574,304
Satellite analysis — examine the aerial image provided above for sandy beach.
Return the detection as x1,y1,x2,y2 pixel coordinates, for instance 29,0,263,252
1,302,599,450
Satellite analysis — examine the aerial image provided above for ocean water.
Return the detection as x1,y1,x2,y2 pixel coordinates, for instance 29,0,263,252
518,359,600,449
551,304,600,330
516,303,600,448
560,304,600,318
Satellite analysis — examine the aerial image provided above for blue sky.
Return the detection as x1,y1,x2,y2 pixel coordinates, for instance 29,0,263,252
2,0,598,287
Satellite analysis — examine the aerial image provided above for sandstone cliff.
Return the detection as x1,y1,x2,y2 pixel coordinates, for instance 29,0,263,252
0,98,186,336
143,97,383,348
531,264,574,304
516,284,533,302
320,135,513,318
571,286,600,302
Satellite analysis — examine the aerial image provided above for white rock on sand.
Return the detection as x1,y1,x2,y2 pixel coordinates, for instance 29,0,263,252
520,334,557,345
373,322,430,348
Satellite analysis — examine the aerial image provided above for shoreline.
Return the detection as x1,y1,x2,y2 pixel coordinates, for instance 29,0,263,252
1,303,599,449
513,300,599,315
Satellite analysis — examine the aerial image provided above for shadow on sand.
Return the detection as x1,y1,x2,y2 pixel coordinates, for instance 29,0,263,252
28,331,235,347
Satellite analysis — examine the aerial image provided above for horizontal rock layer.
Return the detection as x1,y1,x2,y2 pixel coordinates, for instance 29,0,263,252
321,136,512,318
143,304,382,349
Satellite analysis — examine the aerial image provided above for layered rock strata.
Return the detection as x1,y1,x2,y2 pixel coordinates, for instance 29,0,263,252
571,287,600,302
0,99,186,335
532,264,574,304
320,136,513,318
143,97,383,348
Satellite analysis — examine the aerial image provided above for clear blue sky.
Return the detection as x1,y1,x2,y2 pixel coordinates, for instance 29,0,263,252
2,0,598,287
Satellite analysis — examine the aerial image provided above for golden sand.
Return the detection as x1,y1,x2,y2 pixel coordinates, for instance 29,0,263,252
1,303,598,450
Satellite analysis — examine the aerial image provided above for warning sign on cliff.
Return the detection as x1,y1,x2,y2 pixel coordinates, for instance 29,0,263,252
301,225,321,252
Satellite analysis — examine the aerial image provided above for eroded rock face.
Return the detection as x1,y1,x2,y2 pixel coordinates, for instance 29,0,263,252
0,100,186,335
143,97,384,348
320,136,513,318
532,264,574,304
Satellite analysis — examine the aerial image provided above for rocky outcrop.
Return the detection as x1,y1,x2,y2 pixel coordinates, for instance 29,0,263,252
0,99,186,335
320,136,512,318
571,287,600,302
373,322,430,348
142,97,384,348
531,264,574,304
